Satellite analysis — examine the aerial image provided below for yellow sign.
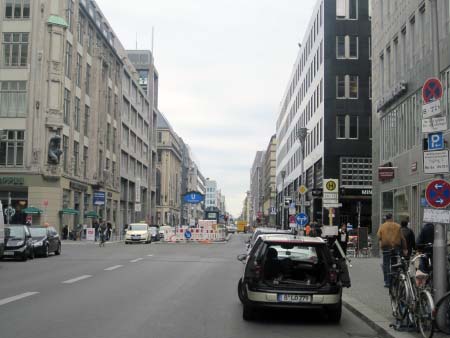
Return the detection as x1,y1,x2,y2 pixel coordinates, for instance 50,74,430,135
324,179,338,192
298,185,308,195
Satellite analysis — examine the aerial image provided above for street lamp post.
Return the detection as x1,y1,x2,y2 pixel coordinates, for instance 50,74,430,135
281,170,286,229
297,128,308,216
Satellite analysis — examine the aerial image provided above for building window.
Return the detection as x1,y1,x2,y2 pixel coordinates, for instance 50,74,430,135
73,141,79,176
112,128,117,154
87,25,93,54
0,81,27,117
107,88,112,115
369,76,372,99
65,42,72,79
63,135,69,173
336,115,359,139
336,0,358,20
77,11,84,45
74,97,80,131
63,89,71,125
336,75,358,99
85,64,91,95
340,157,372,187
83,146,88,178
62,189,71,209
3,32,28,67
76,54,82,87
84,105,90,136
106,123,111,150
0,130,24,167
66,0,74,32
5,0,30,19
336,36,358,59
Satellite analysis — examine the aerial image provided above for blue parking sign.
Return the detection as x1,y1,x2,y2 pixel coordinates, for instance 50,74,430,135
428,132,444,151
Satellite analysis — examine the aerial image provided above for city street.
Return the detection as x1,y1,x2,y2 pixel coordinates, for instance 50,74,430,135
0,234,380,338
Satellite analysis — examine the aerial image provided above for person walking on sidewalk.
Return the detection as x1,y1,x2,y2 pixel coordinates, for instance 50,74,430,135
400,219,415,259
377,213,407,288
338,223,349,255
416,223,434,273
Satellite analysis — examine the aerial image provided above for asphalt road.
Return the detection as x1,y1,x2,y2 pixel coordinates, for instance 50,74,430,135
0,234,381,338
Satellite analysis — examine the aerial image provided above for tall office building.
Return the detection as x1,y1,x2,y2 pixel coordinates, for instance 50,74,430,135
276,0,372,228
250,151,265,226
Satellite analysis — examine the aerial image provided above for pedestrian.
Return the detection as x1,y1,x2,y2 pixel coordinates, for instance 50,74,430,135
416,223,434,273
377,213,407,288
62,224,68,240
106,222,112,241
305,224,311,236
337,223,349,254
93,220,99,242
400,219,415,259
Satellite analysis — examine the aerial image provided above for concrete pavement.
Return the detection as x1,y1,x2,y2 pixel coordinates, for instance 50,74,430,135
0,234,382,338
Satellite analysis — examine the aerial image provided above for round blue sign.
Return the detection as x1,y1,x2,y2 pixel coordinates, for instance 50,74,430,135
296,213,309,227
183,191,205,204
184,230,192,239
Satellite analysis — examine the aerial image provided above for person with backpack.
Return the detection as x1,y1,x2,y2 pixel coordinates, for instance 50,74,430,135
400,219,415,259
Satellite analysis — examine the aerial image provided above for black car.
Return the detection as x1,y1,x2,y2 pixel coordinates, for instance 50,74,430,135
3,225,35,261
29,226,61,257
237,234,347,322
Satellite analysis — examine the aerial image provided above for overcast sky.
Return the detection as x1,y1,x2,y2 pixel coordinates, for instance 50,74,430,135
96,0,316,217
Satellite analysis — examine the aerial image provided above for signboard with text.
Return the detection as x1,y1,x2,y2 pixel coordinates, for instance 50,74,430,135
422,116,447,133
93,191,106,206
423,150,449,174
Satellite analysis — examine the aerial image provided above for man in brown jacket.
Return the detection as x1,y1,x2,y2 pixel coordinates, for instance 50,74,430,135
377,214,407,287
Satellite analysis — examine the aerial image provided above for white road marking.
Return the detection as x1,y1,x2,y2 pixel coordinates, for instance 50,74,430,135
130,258,143,263
62,275,92,284
104,265,123,271
147,254,154,257
0,292,39,306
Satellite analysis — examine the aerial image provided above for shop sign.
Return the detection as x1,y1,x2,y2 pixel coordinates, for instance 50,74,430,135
378,167,395,181
70,181,88,192
0,177,24,185
93,191,106,206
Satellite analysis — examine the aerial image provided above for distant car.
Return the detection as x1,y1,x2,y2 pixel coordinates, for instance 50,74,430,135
226,225,237,234
237,234,345,322
125,223,152,244
3,225,34,261
29,226,61,257
149,226,160,241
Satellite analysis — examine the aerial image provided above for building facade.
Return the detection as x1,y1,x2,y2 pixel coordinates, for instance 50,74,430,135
262,135,277,226
372,0,450,238
276,0,372,228
155,111,182,226
205,179,218,209
250,151,265,226
0,0,133,232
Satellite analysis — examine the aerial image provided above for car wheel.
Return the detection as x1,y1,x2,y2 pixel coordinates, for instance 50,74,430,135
21,252,28,261
43,244,49,258
55,243,61,255
327,300,342,323
237,278,245,303
243,304,256,321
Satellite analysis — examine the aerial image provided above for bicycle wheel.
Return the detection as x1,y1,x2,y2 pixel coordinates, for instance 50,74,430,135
434,291,450,335
389,273,402,319
418,290,434,338
396,278,409,321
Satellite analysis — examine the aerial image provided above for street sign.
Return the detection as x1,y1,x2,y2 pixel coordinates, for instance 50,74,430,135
422,100,442,119
425,179,450,209
289,215,296,224
135,203,141,212
4,207,15,217
93,191,106,206
423,208,450,224
297,200,311,207
298,185,308,195
428,132,444,151
269,207,277,215
424,150,449,174
184,230,192,239
422,116,447,133
296,213,309,227
324,179,338,193
323,203,343,208
422,78,443,103
183,191,205,204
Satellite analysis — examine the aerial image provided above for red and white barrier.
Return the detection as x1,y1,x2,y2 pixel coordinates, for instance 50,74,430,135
163,227,226,243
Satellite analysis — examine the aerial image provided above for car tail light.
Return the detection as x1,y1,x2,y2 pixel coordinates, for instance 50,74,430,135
329,270,338,284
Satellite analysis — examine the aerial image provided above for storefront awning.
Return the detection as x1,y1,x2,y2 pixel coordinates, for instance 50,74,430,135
84,211,99,219
60,208,80,215
23,207,43,215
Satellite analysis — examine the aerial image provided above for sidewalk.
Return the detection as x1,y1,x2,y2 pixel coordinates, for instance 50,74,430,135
344,257,445,338
61,234,123,245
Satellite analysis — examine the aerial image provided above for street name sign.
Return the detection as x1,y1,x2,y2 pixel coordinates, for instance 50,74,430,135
422,100,441,119
423,208,450,224
422,116,447,133
425,179,450,209
323,203,343,208
423,150,449,174
428,132,444,151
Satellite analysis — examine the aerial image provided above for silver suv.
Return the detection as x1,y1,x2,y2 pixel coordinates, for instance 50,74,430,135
237,234,345,322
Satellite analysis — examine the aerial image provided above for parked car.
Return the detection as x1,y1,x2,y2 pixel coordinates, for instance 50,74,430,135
29,226,61,257
149,226,160,241
3,225,34,261
237,234,345,322
125,223,152,244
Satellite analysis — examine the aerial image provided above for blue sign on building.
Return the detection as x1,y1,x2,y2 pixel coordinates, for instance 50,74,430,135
93,191,106,206
183,191,205,204
428,132,444,151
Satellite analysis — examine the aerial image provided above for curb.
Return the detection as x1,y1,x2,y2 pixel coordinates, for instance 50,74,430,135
342,294,416,338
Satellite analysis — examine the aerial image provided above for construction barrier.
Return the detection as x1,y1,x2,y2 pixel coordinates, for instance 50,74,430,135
163,227,226,243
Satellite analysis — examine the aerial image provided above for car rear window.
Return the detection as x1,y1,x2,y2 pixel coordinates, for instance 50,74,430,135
269,244,319,263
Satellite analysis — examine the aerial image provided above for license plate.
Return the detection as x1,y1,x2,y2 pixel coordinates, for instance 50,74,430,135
3,251,14,256
277,294,311,303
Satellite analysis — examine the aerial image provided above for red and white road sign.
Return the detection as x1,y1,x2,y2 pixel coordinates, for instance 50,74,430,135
425,179,450,209
422,78,443,103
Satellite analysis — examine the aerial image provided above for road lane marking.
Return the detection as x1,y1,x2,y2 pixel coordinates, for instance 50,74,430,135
147,254,154,257
104,265,123,271
130,258,143,263
62,275,92,284
0,292,39,306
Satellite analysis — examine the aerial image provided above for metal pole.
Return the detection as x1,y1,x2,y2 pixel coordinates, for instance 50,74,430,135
429,0,447,328
7,192,11,226
281,171,286,229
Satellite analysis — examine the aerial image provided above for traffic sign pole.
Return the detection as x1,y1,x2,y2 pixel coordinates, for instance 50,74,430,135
7,192,11,226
